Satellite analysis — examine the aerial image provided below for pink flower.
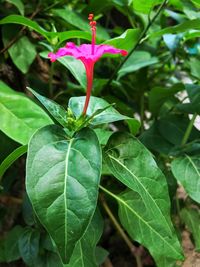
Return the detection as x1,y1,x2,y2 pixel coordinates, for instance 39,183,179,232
48,14,128,115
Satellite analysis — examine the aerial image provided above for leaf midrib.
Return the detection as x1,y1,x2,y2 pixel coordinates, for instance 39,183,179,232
108,154,172,233
99,185,182,258
64,138,74,261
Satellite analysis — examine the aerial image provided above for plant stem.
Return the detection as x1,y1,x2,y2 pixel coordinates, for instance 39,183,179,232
104,0,169,88
100,188,143,267
181,113,197,146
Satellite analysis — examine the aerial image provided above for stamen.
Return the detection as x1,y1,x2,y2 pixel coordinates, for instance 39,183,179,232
88,14,96,55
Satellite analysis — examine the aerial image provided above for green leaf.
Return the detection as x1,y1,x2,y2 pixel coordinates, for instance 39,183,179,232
180,208,200,251
188,58,200,79
104,132,183,265
104,29,140,51
0,81,53,145
158,114,199,146
118,51,159,78
94,129,113,146
18,228,40,266
69,96,130,125
149,84,184,115
2,26,37,74
151,18,200,38
140,122,174,155
52,7,109,41
132,0,163,14
27,87,67,127
95,247,109,265
0,15,50,40
58,57,87,89
176,84,200,114
67,209,104,267
26,125,102,264
4,226,24,262
190,0,200,8
0,145,27,179
171,155,200,203
6,0,24,15
118,190,183,266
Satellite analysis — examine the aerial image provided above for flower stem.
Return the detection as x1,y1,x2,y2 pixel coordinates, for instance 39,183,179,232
181,113,197,146
82,63,94,115
99,187,143,267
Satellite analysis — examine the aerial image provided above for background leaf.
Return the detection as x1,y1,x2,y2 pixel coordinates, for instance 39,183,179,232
180,208,200,251
0,81,53,144
67,209,104,267
171,155,200,203
104,132,183,265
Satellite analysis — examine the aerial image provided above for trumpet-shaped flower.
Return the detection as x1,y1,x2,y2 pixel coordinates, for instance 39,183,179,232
48,14,128,114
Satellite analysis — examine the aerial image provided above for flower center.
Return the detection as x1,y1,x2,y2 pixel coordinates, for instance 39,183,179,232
88,13,96,55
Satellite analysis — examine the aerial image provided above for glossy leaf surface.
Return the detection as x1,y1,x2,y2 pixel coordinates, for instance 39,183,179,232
67,209,103,267
69,96,130,125
104,132,183,265
26,125,101,263
171,155,200,203
28,88,67,127
0,81,53,145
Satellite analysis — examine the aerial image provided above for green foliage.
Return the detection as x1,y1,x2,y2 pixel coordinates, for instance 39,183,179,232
1,0,200,266
26,125,101,263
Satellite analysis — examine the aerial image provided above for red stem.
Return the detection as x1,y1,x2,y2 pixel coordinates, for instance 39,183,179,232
82,62,94,115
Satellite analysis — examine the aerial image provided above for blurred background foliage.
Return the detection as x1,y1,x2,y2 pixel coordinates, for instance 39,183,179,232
0,0,200,266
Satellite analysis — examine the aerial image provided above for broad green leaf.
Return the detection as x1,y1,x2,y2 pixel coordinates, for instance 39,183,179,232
94,129,113,146
104,132,183,265
67,209,103,267
151,18,200,37
118,51,159,78
190,0,200,7
58,57,86,89
0,15,92,44
18,228,40,266
4,226,24,262
0,15,50,40
39,52,86,89
28,88,67,127
0,145,27,179
6,0,24,15
52,7,109,41
57,30,91,44
132,0,162,14
188,58,200,79
95,247,109,265
158,114,199,146
177,84,200,114
26,125,102,263
104,29,140,51
69,96,130,125
149,84,184,115
171,155,200,203
140,122,174,155
0,81,53,145
118,190,183,266
100,185,183,267
180,208,200,251
35,251,63,267
2,25,37,74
